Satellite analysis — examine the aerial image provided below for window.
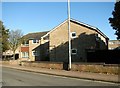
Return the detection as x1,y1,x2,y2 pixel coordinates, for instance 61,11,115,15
33,39,39,43
118,42,120,44
71,48,77,55
116,41,120,44
109,48,114,50
32,51,38,56
109,42,114,44
71,32,77,38
22,52,29,58
43,35,49,40
23,40,29,46
95,34,99,41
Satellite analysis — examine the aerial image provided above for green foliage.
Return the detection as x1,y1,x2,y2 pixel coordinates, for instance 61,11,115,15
0,21,2,52
0,21,10,52
109,1,120,39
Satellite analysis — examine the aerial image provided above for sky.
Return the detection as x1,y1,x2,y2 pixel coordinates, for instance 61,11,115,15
2,2,117,40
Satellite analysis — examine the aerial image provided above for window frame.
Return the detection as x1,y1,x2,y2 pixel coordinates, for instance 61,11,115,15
71,32,77,39
95,34,100,41
23,41,29,46
109,42,114,44
71,48,77,55
32,39,39,44
22,52,29,58
32,51,38,56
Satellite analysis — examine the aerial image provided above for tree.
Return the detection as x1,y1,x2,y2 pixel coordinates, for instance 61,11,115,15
0,21,2,59
0,21,9,52
109,1,120,39
9,29,23,60
2,25,9,52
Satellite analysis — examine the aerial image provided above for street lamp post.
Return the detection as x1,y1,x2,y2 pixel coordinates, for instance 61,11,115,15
68,0,71,70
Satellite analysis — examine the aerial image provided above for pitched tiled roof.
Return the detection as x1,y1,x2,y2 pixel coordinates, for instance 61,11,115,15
23,31,48,40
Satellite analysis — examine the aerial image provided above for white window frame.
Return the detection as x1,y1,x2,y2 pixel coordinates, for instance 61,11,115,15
23,41,29,46
109,48,114,50
71,32,77,39
22,52,29,58
71,48,77,55
32,51,38,56
109,42,114,44
32,39,39,44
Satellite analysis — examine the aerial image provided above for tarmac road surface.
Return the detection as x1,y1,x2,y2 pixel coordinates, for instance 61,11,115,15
1,67,119,87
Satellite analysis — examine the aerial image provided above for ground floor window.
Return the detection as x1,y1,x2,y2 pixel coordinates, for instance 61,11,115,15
71,48,77,55
32,51,38,56
22,52,29,58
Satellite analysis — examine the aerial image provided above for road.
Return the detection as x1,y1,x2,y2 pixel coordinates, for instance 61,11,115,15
1,67,119,86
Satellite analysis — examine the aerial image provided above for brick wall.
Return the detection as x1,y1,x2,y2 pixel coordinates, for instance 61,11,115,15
49,20,108,62
2,60,20,65
29,40,41,61
21,47,29,52
21,61,119,75
2,61,119,75
71,63,119,75
21,61,63,70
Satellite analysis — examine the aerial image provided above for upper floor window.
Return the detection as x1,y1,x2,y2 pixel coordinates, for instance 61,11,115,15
33,39,39,44
71,32,77,39
23,40,29,46
109,41,120,44
109,42,114,44
95,34,99,41
43,35,49,40
115,41,120,44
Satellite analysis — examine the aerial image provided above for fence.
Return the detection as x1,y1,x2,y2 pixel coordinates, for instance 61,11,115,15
87,50,120,64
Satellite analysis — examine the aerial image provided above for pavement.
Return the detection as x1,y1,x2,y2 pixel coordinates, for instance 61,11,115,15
1,64,120,83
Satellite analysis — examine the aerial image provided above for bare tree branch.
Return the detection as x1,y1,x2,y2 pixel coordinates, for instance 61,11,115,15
9,29,23,60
